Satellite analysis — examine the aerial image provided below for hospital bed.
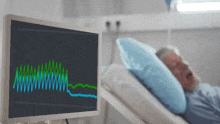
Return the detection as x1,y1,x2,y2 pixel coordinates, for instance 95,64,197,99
100,64,189,124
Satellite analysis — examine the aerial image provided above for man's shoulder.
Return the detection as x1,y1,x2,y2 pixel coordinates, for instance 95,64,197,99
183,83,220,123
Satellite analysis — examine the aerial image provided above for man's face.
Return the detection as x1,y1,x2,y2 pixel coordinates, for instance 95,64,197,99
162,52,196,92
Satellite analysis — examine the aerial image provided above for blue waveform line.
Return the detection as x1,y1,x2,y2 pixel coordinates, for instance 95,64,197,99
13,72,97,99
13,72,67,93
67,90,97,99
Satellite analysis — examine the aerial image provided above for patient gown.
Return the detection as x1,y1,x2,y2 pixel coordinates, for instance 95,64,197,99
183,83,220,124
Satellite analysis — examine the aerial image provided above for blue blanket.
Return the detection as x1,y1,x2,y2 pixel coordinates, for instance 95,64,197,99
183,83,220,124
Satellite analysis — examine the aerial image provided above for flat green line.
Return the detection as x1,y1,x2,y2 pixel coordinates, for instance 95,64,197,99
68,83,97,90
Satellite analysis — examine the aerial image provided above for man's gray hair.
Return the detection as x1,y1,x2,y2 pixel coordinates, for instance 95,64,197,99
156,45,180,60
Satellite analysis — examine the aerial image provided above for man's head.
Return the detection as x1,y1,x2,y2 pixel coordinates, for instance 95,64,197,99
156,46,200,92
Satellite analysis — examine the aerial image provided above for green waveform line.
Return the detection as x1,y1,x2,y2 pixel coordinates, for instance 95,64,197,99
13,60,97,91
68,83,97,90
13,60,68,87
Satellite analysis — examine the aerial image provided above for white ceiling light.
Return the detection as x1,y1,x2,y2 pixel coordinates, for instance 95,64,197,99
176,2,220,12
168,0,220,13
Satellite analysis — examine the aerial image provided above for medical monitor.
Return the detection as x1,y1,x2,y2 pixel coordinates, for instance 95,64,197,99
0,14,102,124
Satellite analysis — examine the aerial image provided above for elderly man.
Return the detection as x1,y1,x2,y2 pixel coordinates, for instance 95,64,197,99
156,46,220,124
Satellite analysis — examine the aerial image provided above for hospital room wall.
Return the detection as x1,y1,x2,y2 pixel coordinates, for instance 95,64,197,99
106,28,220,87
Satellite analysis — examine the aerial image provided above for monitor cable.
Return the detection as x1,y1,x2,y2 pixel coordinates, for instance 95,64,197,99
65,118,69,124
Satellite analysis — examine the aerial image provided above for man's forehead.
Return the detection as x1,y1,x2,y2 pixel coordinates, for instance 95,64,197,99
162,52,181,64
163,52,179,60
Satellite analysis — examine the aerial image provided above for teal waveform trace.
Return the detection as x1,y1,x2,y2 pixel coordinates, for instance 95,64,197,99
13,61,97,99
13,72,97,99
13,72,67,93
67,90,97,99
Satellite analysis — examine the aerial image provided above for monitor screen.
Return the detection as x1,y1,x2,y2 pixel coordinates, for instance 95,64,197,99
1,14,101,123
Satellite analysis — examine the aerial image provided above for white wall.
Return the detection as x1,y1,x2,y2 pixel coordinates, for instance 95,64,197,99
0,0,7,29
6,0,63,22
0,0,8,53
62,12,220,33
62,0,168,18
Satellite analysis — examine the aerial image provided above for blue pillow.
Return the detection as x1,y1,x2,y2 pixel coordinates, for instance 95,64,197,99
116,38,186,114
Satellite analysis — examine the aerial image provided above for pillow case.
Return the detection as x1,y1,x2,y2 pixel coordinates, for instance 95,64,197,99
116,38,186,114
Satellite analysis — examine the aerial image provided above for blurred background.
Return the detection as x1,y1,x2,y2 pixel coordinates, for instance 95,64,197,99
1,0,220,123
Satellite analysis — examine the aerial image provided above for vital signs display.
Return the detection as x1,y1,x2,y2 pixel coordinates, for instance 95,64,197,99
9,20,98,118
